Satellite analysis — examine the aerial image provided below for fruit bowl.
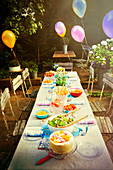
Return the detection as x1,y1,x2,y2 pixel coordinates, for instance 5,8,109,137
70,88,83,97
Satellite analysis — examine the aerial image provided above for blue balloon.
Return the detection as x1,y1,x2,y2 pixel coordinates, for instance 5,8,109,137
72,0,87,18
102,10,113,38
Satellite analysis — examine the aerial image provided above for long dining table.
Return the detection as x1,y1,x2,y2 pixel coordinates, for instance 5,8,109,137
8,71,113,170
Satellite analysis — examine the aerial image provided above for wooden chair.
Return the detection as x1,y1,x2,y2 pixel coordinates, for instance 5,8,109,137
22,68,33,98
81,44,92,64
22,68,40,98
95,109,113,143
0,88,15,130
12,75,26,110
100,73,113,114
94,73,113,142
73,44,91,71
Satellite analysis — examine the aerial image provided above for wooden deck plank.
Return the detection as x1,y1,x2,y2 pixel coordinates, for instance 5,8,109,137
100,117,109,133
95,116,103,133
89,101,98,112
105,117,113,133
95,100,106,112
92,101,102,112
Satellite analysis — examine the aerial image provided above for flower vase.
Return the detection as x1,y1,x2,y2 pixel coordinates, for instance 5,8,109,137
63,45,68,54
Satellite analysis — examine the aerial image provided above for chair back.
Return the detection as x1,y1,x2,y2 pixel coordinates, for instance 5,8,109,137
22,68,33,98
12,75,24,92
0,88,10,111
22,68,30,80
0,88,15,130
12,75,26,109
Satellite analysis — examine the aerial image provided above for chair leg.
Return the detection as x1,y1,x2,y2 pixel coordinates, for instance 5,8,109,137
23,81,30,98
14,92,21,110
8,100,15,118
28,76,33,93
90,80,94,95
2,111,9,130
100,83,105,101
21,84,26,99
87,75,91,91
106,92,113,114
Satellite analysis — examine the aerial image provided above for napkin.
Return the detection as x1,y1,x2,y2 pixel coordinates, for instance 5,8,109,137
25,130,42,137
69,78,77,81
37,102,50,106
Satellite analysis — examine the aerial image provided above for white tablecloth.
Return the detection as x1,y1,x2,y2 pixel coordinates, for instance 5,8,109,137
8,72,113,170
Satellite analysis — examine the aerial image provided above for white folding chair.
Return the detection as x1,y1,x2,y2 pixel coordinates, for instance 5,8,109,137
81,44,92,64
22,68,33,98
100,73,113,114
73,44,91,71
0,88,15,130
12,75,26,109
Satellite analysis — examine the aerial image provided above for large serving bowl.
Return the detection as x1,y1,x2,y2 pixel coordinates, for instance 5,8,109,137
47,114,74,132
70,88,83,97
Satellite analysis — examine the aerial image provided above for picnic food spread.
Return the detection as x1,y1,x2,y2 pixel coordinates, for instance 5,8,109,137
56,67,65,72
45,71,55,77
36,110,48,116
48,114,74,127
51,99,62,107
63,104,77,111
55,86,68,96
49,130,74,154
43,79,52,83
70,88,82,97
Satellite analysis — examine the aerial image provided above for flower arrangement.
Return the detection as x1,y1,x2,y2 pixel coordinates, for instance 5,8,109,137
89,39,113,69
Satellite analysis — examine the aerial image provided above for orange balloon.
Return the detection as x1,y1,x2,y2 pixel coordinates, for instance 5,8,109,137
57,28,66,37
2,30,16,48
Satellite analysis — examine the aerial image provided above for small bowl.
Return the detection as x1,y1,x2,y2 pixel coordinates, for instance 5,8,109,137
35,109,49,119
47,114,74,132
70,88,83,97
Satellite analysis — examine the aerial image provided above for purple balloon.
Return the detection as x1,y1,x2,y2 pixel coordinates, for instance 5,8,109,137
72,0,87,18
55,22,65,35
71,25,85,42
102,10,113,38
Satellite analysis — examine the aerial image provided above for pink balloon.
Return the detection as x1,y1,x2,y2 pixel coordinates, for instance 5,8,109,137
55,21,66,35
71,25,85,42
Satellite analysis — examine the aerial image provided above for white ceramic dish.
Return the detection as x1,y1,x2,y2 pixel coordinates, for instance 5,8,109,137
47,114,74,132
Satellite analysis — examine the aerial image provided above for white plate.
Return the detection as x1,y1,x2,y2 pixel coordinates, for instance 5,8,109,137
77,142,103,158
22,127,42,141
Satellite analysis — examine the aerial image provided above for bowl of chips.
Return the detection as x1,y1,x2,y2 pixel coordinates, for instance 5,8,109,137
70,88,83,97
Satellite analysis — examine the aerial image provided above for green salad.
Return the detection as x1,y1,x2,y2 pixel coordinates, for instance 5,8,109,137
48,114,74,127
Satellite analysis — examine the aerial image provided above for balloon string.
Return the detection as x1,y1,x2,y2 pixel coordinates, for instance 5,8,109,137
11,48,20,65
81,19,88,45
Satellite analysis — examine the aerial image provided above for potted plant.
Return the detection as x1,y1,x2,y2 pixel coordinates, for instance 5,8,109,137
62,37,70,54
29,61,38,79
89,39,113,88
21,60,30,69
9,59,21,71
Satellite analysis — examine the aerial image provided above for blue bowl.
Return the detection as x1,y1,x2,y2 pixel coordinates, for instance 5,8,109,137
35,109,49,119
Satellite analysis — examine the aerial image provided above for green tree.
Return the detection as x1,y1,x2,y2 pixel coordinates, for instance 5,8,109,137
0,0,45,37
